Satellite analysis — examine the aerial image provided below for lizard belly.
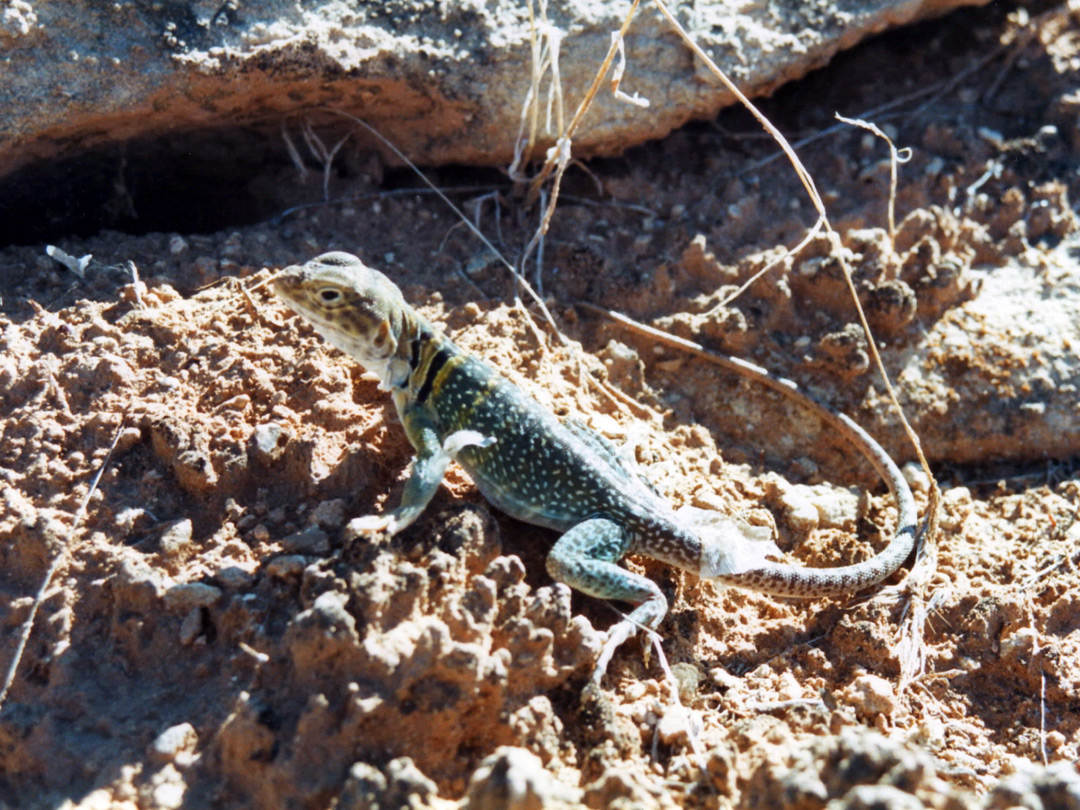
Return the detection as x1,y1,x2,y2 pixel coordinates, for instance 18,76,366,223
429,357,660,534
466,469,583,532
455,434,614,532
436,374,621,530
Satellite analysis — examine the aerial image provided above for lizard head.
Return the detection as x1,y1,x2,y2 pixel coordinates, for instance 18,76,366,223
272,252,413,388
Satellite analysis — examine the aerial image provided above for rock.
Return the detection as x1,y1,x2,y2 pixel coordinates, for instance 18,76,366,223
775,483,821,533
1,0,988,242
249,423,287,464
178,607,203,646
465,747,582,810
163,582,222,613
158,518,194,560
841,674,898,719
310,499,348,530
214,565,255,590
264,555,307,580
149,723,198,766
769,477,860,532
878,234,1080,463
655,706,703,746
112,557,165,613
282,528,330,556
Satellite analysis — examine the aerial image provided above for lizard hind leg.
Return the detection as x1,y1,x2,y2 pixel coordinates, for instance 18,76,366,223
546,518,668,683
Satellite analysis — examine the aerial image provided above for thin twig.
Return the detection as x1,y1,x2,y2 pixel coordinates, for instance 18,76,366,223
0,418,127,711
322,110,569,348
737,34,1018,178
835,114,912,242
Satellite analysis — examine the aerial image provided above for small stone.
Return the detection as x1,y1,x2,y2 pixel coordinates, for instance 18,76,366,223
250,423,286,463
215,565,255,590
775,483,819,532
771,478,859,532
465,746,583,809
113,557,165,612
901,461,930,494
265,555,307,579
113,507,150,536
310,591,354,628
282,527,330,555
163,582,222,612
655,706,703,746
310,499,348,530
710,667,741,691
670,662,702,703
172,450,218,494
0,356,17,392
96,355,136,386
999,627,1038,663
217,394,251,411
179,607,203,645
158,519,194,558
842,673,898,718
150,722,198,764
151,780,186,810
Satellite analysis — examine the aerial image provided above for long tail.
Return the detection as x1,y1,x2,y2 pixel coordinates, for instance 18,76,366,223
701,353,918,597
585,304,920,598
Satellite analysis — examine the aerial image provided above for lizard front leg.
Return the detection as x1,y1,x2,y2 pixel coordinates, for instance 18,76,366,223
546,519,668,683
349,401,494,536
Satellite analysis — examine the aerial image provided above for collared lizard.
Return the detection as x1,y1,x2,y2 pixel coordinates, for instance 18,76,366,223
272,252,918,681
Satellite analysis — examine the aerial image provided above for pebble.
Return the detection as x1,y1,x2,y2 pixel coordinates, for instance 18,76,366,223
158,519,193,558
179,608,203,645
465,747,582,809
283,527,330,555
150,723,198,764
163,582,222,612
310,499,348,530
250,422,286,462
215,565,255,590
265,555,307,579
842,673,898,718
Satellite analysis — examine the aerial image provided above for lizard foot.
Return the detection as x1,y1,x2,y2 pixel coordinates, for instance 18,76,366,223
593,619,638,685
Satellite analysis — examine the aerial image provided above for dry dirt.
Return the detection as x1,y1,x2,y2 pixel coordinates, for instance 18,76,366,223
1,3,1079,809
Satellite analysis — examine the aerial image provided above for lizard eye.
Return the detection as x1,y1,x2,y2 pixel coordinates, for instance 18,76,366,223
318,288,341,303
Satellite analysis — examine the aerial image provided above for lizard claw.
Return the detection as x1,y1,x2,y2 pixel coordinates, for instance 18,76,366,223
593,619,637,685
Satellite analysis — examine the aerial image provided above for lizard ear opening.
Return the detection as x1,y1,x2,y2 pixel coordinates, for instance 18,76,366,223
372,319,394,351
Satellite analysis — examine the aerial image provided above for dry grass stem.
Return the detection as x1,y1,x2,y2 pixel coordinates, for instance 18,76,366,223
326,111,569,351
835,114,912,241
0,418,127,710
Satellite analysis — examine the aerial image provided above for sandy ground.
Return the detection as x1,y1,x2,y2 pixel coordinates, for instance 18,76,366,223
1,3,1078,808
